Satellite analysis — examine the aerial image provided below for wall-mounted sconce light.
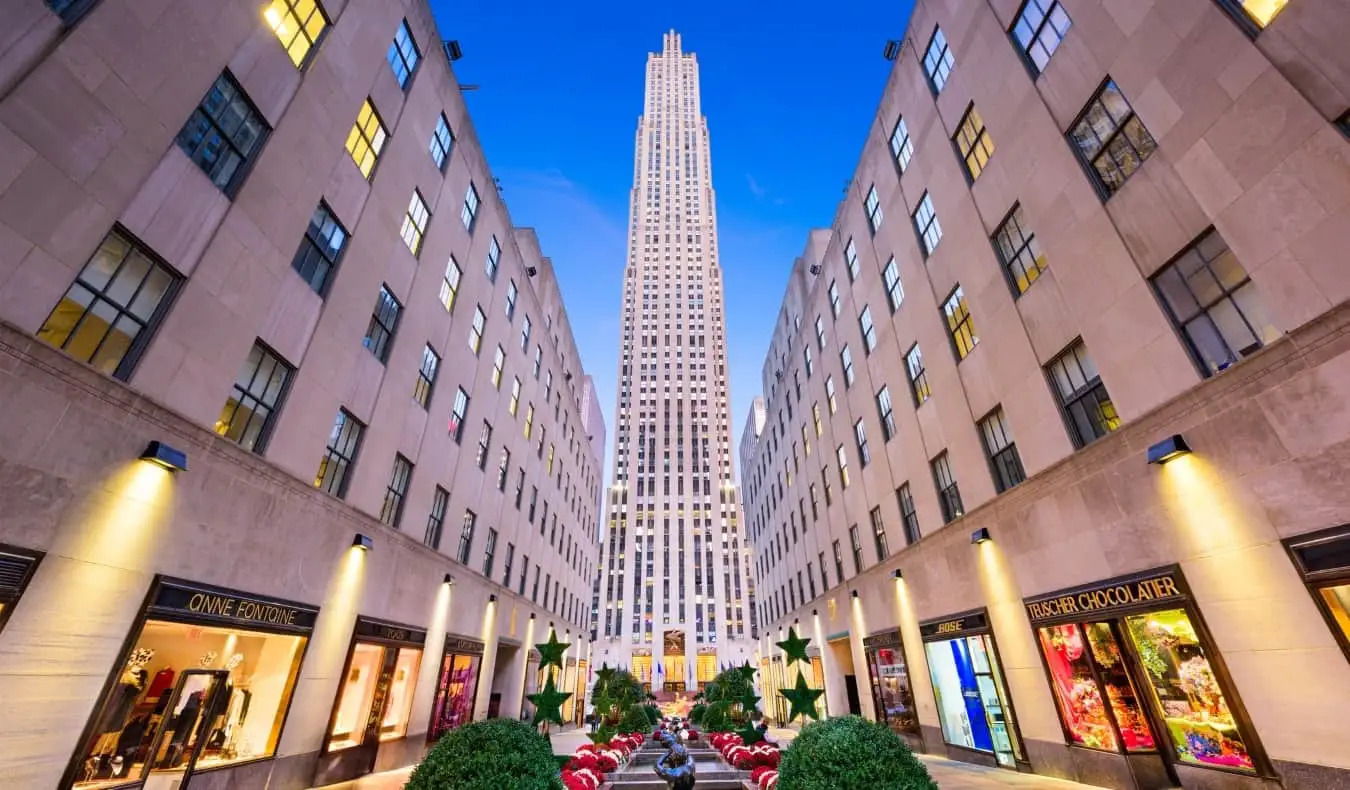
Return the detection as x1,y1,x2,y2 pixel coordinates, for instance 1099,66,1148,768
812,609,818,616
850,590,859,599
970,527,991,545
488,594,497,603
530,613,536,620
1147,434,1192,465
141,441,188,472
893,569,903,579
443,574,455,585
352,533,373,551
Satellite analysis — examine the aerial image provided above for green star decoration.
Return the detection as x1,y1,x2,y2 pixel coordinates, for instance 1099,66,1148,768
535,630,570,673
735,720,765,745
776,627,811,668
737,688,761,712
527,672,573,727
779,673,825,724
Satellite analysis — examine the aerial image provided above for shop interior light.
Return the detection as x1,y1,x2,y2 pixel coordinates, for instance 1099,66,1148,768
893,568,903,579
1147,434,1192,465
140,441,188,472
443,573,455,585
352,533,373,551
970,527,992,544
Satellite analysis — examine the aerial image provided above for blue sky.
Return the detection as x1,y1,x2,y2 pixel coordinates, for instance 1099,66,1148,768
430,0,917,479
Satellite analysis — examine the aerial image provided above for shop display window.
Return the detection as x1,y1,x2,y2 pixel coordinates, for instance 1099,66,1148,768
1318,583,1350,642
327,643,422,751
866,646,918,735
72,620,306,788
1038,623,1154,752
924,634,1021,768
380,648,422,742
430,652,481,740
1123,609,1254,772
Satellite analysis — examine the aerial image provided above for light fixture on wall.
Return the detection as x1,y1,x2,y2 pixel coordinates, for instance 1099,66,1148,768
850,590,859,599
530,613,536,620
488,594,497,603
892,569,903,579
140,441,188,472
352,533,373,551
443,574,456,585
812,609,818,616
970,527,992,545
1147,434,1192,465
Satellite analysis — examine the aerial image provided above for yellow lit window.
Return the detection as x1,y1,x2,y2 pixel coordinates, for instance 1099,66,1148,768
954,105,995,181
264,0,328,68
345,100,387,179
1240,0,1287,27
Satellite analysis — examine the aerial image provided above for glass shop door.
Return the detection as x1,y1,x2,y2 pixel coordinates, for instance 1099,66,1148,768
141,670,231,790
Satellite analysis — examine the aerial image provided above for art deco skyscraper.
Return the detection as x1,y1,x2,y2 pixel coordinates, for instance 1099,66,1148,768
591,30,755,688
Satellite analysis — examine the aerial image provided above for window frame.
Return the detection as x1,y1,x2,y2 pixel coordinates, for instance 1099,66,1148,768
448,388,470,443
216,340,295,454
1068,78,1157,199
264,0,331,70
854,418,870,467
849,524,864,574
876,386,897,441
424,486,448,549
922,26,956,95
1046,339,1119,449
979,407,1026,494
345,98,388,180
440,255,462,312
462,183,481,232
912,191,942,258
840,345,855,388
941,285,978,361
890,116,915,174
952,103,996,182
414,344,439,408
457,509,477,565
44,0,100,26
859,306,877,354
993,203,1048,297
316,408,364,498
400,189,430,256
905,344,931,406
290,201,349,297
1213,0,1289,37
430,113,455,171
897,484,920,545
1009,0,1072,76
175,71,271,198
864,186,884,233
882,257,904,313
931,452,964,524
870,506,889,561
387,19,421,90
381,453,413,527
363,285,402,363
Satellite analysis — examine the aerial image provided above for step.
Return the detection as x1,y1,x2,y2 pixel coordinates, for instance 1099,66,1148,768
603,780,745,790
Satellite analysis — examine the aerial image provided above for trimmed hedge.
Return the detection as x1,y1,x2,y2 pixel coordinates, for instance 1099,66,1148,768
407,718,563,790
776,716,936,790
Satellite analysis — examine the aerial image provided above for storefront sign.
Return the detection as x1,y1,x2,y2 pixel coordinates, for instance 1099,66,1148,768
863,630,903,650
445,635,485,655
150,577,319,632
355,617,427,645
919,610,989,640
1024,569,1185,623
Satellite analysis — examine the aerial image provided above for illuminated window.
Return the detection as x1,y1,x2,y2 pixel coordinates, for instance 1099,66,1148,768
468,305,485,354
216,341,293,453
176,72,269,196
430,113,454,170
923,26,955,94
1216,0,1288,32
37,229,181,381
440,255,462,312
1151,228,1280,376
837,443,850,489
953,104,995,181
381,454,413,526
1047,340,1119,448
1010,0,1071,73
994,205,1048,295
1070,80,1156,197
942,286,978,360
345,99,387,179
890,116,914,173
363,285,401,363
931,452,963,523
264,0,328,68
913,192,942,257
400,190,430,255
414,344,439,408
387,19,420,88
980,408,1025,493
864,186,883,233
509,377,521,416
491,345,505,389
291,202,347,295
315,409,363,497
825,376,837,414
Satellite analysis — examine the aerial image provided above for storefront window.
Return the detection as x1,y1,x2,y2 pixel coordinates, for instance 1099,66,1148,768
1319,583,1350,641
325,619,426,756
70,578,315,790
0,544,42,634
810,656,828,720
329,644,384,751
429,639,483,741
867,647,918,735
380,647,421,741
1287,526,1350,655
922,614,1022,769
1037,623,1155,752
1124,609,1254,772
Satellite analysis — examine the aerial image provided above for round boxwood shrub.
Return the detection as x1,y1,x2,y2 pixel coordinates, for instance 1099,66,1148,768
776,716,936,790
618,703,652,735
698,704,731,733
407,718,563,790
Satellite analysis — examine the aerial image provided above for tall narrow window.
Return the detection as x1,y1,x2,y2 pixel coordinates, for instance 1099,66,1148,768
216,342,292,453
923,27,955,94
381,454,413,526
890,117,914,173
315,409,363,497
1047,341,1119,447
840,346,855,388
833,540,845,582
430,113,454,170
980,408,1026,493
870,506,889,561
468,305,485,354
803,346,814,377
491,345,505,389
291,202,347,295
836,444,851,489
505,280,518,320
826,376,837,414
854,419,870,467
400,190,430,255
942,286,978,360
425,486,448,549
521,316,533,351
457,510,476,565
345,99,387,179
953,104,995,181
462,183,481,231
440,255,462,312
859,307,877,354
813,402,823,436
363,285,401,363
931,453,963,523
497,448,511,491
897,484,920,544
876,386,897,441
849,525,864,573
38,229,181,381
486,235,501,281
994,205,1048,295
883,258,904,312
475,421,493,470
1151,229,1280,376
845,238,860,280
828,281,842,318
815,315,826,349
1071,80,1157,197
905,344,931,405
864,186,884,233
414,344,439,408
509,377,522,416
1011,0,1072,73
387,20,420,88
175,73,269,196
264,0,328,68
448,388,469,443
912,192,942,257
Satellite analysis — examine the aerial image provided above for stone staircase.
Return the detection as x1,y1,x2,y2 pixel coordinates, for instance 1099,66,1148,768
602,742,747,790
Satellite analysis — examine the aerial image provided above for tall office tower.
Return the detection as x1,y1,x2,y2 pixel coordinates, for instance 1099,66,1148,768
591,30,755,690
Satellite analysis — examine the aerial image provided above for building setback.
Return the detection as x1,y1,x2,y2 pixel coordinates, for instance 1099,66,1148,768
0,1,602,788
592,31,756,688
740,1,1350,789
